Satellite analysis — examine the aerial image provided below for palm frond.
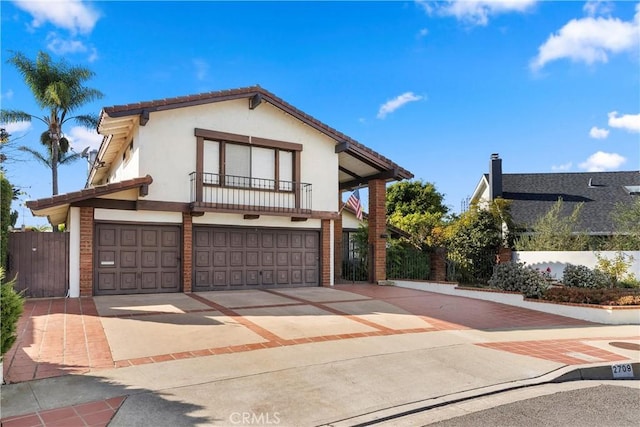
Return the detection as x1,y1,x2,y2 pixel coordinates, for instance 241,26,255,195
0,110,33,123
19,146,51,169
58,152,81,165
68,114,99,128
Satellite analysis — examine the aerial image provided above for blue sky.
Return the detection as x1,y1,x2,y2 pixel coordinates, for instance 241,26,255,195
1,0,639,226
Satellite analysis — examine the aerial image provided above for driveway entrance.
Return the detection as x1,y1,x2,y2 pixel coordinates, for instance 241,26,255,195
3,284,632,385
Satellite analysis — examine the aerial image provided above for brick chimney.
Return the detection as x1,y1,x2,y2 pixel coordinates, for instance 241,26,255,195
489,153,502,200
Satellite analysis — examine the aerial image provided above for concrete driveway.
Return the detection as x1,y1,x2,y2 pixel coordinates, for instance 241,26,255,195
2,284,639,426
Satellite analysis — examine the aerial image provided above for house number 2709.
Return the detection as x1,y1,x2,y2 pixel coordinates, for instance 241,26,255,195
611,363,634,379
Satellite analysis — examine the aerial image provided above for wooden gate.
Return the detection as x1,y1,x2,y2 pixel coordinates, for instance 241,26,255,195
7,232,69,297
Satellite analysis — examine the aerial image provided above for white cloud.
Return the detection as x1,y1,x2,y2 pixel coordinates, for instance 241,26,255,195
589,126,609,139
417,28,429,38
13,0,100,34
377,92,423,119
65,126,102,151
579,151,626,171
88,47,98,62
193,59,209,81
0,121,32,134
0,89,14,101
583,1,614,18
551,162,572,171
530,4,640,71
608,111,640,133
419,0,537,26
46,32,87,54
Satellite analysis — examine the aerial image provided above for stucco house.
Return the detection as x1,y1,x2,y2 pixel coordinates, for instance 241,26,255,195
471,153,640,235
26,86,412,297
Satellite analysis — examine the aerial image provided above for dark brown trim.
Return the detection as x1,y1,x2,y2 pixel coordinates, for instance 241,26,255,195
219,140,226,183
339,168,399,191
250,136,302,152
335,141,349,153
249,93,262,110
291,217,308,222
343,149,387,173
140,110,149,126
243,214,260,220
195,128,250,144
139,184,149,197
136,200,191,212
190,202,339,220
27,175,153,211
339,166,361,179
274,149,280,189
196,136,204,202
293,151,301,210
71,199,137,210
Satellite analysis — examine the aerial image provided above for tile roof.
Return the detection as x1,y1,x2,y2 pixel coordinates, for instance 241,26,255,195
26,175,153,211
99,86,412,181
499,171,639,233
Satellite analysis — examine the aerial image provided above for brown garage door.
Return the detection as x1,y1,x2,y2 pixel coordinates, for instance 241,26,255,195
193,227,319,291
94,223,181,295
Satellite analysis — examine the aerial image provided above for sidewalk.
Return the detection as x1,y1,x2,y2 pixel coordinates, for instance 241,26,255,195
1,285,638,426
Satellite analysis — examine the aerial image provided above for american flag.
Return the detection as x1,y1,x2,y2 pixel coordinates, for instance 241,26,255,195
346,189,363,221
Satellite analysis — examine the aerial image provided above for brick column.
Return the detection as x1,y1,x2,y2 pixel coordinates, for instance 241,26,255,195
79,207,94,297
497,247,512,264
334,211,343,284
430,247,447,282
321,219,332,286
368,179,386,283
182,212,193,292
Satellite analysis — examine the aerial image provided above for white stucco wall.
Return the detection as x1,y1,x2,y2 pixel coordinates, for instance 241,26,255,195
128,99,338,212
94,209,182,223
109,127,140,183
514,251,640,281
192,212,321,229
68,207,80,297
342,209,363,230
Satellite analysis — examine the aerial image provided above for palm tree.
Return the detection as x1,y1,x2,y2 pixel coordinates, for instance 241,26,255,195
0,51,103,195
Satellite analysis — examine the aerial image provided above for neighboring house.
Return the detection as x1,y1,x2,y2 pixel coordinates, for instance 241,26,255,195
26,86,412,297
471,153,640,235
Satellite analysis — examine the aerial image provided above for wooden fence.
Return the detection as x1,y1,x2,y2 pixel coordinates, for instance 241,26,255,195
7,232,69,297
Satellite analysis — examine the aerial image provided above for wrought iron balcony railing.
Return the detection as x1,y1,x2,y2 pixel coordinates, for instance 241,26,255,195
189,172,312,215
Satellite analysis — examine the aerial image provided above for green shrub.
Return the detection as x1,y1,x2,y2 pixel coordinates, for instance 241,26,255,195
542,287,640,306
595,251,636,287
488,262,550,298
1,268,24,359
562,264,610,288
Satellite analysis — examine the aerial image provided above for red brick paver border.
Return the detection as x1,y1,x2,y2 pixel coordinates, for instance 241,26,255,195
477,337,640,365
1,396,126,427
2,298,113,384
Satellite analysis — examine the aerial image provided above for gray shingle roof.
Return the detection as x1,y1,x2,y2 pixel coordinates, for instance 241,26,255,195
497,171,640,234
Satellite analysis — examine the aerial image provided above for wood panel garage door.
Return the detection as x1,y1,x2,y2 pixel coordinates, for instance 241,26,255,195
95,223,181,295
193,227,319,291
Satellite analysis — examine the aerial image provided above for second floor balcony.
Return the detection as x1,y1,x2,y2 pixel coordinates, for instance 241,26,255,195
189,172,312,217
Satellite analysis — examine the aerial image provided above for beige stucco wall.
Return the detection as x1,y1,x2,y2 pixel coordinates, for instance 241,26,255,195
123,99,339,212
192,212,321,229
109,127,140,183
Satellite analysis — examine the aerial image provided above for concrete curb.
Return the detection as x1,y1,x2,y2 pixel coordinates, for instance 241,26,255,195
321,362,640,427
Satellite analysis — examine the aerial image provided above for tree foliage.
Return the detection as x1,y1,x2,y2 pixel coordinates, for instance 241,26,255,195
1,267,24,359
0,51,103,195
386,180,448,217
1,173,12,268
514,198,589,251
386,180,449,248
445,204,504,284
608,198,640,250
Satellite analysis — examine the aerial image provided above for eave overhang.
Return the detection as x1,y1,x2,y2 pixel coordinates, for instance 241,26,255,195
94,86,413,190
27,175,153,226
